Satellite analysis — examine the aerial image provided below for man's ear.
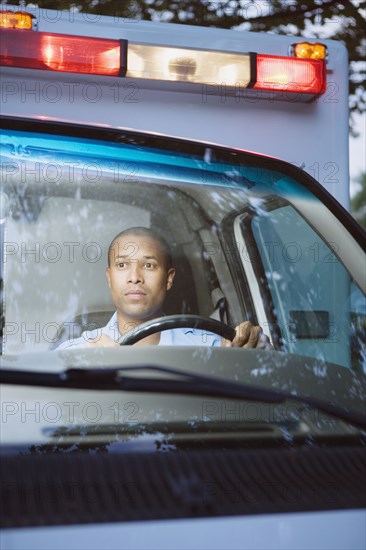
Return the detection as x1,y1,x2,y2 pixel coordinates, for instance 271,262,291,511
166,268,176,291
105,267,111,288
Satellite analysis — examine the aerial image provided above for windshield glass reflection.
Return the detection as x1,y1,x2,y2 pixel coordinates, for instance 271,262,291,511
1,127,365,374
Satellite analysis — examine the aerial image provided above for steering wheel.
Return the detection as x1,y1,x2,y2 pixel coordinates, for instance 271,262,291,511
118,314,236,345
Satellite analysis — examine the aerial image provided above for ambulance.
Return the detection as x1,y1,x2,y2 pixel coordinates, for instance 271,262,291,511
0,5,365,550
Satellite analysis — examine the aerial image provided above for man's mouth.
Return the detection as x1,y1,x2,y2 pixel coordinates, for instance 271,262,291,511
125,289,146,297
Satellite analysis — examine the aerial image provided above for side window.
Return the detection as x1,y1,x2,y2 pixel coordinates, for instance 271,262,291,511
249,204,364,369
350,282,366,373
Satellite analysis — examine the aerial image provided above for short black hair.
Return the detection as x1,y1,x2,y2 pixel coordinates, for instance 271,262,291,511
107,227,173,269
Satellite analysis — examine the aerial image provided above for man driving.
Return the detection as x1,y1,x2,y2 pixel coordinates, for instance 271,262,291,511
57,227,271,349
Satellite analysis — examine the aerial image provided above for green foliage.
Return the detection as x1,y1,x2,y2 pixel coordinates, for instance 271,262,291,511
351,172,366,229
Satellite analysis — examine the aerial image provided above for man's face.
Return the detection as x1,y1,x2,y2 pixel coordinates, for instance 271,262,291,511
106,234,175,324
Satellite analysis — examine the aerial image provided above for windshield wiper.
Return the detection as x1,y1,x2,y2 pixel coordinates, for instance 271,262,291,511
1,365,365,430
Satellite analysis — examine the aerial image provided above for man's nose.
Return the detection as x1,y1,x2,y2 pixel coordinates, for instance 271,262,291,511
128,263,143,283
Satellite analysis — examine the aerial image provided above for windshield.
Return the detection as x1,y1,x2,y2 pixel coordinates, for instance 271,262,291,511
1,119,365,372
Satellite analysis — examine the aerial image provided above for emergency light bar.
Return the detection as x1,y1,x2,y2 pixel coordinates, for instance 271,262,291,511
293,42,327,60
0,29,126,76
0,26,326,96
0,10,34,29
127,44,252,87
254,54,326,94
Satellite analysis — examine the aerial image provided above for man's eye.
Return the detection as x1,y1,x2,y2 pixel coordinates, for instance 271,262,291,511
117,262,126,268
145,262,155,269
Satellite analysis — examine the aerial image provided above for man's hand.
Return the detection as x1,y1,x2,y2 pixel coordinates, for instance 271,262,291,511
85,334,119,348
221,321,273,349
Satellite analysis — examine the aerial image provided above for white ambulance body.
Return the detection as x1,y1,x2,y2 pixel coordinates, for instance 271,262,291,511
1,3,349,206
1,6,365,550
